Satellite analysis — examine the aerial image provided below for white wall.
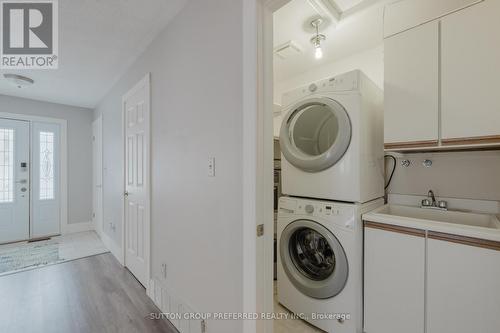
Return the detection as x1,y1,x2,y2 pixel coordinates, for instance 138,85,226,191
386,150,500,202
0,94,93,225
94,0,244,331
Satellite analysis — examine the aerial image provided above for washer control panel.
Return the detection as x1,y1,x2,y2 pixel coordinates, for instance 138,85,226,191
279,197,357,230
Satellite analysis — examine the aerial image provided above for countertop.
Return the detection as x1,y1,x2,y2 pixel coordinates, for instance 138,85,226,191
363,204,500,242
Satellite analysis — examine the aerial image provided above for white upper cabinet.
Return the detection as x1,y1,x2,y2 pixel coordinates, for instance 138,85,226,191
440,0,500,143
384,0,482,37
384,0,500,150
384,21,439,147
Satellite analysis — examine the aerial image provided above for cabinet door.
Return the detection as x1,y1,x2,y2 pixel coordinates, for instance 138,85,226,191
384,21,439,148
384,0,481,37
441,0,500,144
427,237,500,333
364,223,426,333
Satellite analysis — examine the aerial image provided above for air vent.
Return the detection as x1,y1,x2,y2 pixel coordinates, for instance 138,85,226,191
274,40,303,60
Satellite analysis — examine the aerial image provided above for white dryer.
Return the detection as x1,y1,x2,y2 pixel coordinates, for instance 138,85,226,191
277,196,383,333
279,70,384,203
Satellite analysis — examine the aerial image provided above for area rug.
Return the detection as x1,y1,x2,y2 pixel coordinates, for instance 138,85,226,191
0,242,64,274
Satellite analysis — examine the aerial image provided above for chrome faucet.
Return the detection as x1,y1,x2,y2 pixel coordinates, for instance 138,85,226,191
428,190,436,206
421,190,448,210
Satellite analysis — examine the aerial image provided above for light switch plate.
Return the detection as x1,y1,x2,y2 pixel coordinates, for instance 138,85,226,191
208,157,215,177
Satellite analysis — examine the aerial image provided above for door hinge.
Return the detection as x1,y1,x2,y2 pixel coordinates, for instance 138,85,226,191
201,319,206,333
257,224,264,237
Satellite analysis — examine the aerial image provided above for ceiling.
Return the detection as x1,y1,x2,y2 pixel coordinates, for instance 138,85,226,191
273,0,390,82
335,0,367,11
0,0,188,109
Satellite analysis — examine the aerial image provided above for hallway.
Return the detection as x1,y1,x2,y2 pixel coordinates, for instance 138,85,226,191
0,253,176,333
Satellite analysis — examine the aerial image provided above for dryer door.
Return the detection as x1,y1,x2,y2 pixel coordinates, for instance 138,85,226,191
279,97,351,173
280,219,348,299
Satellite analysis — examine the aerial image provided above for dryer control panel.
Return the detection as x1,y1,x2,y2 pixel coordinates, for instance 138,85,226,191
281,70,361,107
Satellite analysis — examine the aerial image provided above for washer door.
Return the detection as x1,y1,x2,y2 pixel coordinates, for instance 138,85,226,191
280,97,351,173
280,219,348,299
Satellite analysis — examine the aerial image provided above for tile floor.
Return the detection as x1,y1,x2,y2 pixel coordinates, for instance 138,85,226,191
54,231,108,259
0,231,108,276
273,282,325,333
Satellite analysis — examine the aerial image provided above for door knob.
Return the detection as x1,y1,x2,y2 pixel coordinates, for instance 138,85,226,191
124,191,129,197
20,187,27,192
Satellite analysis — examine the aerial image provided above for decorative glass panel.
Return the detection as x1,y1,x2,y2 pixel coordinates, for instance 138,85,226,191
0,128,14,203
39,131,54,200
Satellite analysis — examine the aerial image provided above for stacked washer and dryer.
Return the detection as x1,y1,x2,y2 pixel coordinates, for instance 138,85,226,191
277,70,384,333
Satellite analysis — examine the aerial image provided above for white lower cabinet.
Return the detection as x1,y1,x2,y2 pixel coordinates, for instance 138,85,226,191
365,222,500,333
364,223,426,333
427,238,500,333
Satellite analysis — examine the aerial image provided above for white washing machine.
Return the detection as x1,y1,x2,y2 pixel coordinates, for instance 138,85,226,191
277,196,383,333
279,70,384,203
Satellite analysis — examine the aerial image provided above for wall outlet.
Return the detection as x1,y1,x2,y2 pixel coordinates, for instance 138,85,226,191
161,263,167,279
208,157,215,177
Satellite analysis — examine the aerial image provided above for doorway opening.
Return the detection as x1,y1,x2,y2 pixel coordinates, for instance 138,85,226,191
92,115,103,238
255,1,388,332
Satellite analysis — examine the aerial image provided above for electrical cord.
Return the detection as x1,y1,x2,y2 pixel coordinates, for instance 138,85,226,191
384,154,397,190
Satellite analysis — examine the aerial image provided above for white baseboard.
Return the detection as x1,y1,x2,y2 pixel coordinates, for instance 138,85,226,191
99,230,123,265
62,221,95,235
149,278,204,333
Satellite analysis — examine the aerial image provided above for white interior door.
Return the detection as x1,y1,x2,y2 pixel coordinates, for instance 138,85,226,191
32,122,61,238
124,75,150,287
92,116,103,236
0,119,30,244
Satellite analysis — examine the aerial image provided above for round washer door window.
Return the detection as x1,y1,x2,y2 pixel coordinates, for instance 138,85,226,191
280,219,348,299
280,97,351,172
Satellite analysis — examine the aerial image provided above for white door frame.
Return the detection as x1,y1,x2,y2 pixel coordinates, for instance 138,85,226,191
0,112,68,237
92,115,103,237
242,1,290,332
121,73,151,293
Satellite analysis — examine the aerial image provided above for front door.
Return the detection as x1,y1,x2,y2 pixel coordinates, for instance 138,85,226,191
124,76,150,287
0,119,30,244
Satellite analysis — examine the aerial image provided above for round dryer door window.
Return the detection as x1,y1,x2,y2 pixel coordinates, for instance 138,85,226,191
279,97,351,172
280,219,348,299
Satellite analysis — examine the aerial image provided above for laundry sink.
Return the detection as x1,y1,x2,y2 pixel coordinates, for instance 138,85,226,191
372,205,500,230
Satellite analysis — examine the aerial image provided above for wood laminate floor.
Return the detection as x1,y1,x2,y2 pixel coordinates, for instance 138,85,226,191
0,253,177,333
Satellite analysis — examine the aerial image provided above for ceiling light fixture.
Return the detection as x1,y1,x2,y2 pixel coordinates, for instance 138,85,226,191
3,74,34,88
310,18,326,60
